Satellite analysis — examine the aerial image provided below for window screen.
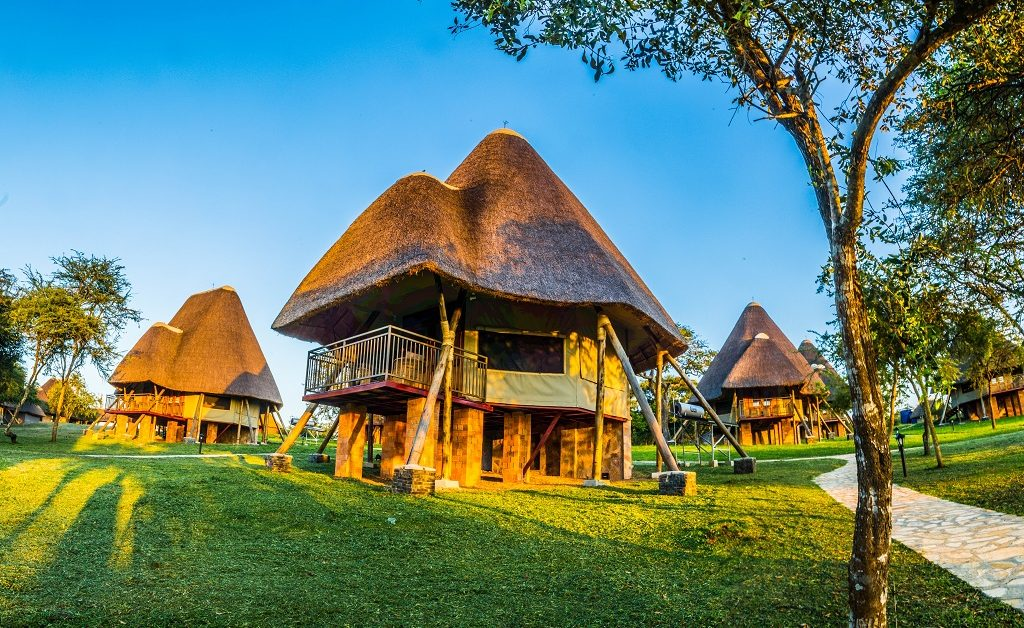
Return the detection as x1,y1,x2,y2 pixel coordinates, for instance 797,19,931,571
478,331,565,374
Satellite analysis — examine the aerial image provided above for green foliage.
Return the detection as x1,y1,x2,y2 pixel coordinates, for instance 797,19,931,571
44,375,99,422
0,422,1020,626
0,270,24,403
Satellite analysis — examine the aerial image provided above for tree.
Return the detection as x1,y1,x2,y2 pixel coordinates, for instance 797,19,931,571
951,311,1024,428
44,375,100,424
45,253,140,442
3,276,77,442
449,1,1015,621
0,270,24,404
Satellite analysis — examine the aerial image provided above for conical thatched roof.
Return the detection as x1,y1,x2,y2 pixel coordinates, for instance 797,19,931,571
110,287,282,405
798,339,840,376
272,129,685,367
696,302,823,402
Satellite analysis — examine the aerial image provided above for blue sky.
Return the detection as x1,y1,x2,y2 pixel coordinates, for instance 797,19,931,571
1,2,834,418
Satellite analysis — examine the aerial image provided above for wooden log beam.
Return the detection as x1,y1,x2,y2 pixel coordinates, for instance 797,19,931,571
663,353,750,459
522,414,561,476
406,306,462,467
593,321,607,480
599,315,679,472
275,402,318,454
655,350,664,473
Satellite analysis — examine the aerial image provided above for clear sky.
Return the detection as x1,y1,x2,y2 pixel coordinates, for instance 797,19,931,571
1,1,834,418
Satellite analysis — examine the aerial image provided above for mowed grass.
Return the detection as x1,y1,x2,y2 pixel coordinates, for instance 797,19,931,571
897,427,1024,517
1,426,1020,626
632,414,1024,463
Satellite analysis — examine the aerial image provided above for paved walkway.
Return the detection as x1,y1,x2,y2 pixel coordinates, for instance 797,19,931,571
815,454,1024,612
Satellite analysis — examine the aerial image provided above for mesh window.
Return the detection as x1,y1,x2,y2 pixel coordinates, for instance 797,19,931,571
478,331,564,374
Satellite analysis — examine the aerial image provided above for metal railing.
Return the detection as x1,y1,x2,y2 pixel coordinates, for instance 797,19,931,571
105,393,186,418
738,397,795,419
305,325,488,402
988,374,1024,394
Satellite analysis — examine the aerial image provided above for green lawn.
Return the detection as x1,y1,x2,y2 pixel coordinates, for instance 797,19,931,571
1,425,1020,626
633,414,1024,463
897,427,1024,517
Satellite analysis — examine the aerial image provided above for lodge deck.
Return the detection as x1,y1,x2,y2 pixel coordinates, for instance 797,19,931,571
303,379,493,415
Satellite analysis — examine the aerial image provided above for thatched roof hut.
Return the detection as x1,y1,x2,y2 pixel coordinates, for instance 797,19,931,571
272,129,684,370
697,302,823,402
798,339,839,376
110,286,281,405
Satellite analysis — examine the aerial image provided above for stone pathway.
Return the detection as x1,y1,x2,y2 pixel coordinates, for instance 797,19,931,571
815,454,1024,612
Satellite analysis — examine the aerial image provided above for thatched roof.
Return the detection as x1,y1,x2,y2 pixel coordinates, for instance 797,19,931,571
798,339,839,376
110,287,282,405
2,401,46,418
696,302,823,402
272,129,685,369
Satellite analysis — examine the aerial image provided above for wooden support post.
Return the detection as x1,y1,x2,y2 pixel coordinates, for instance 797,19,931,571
593,322,606,482
523,415,561,477
599,315,679,472
366,417,375,464
275,402,318,455
441,327,455,479
655,350,664,473
663,352,750,459
405,305,461,467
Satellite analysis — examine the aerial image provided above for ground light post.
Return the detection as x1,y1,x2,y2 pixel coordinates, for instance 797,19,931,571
895,428,907,479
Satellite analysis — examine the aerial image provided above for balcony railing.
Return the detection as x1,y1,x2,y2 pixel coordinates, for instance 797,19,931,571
305,325,488,402
737,397,795,419
989,374,1024,394
105,393,186,419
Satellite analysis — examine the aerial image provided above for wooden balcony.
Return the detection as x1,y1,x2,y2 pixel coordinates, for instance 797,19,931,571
989,374,1024,394
105,393,186,420
303,325,489,413
737,397,795,420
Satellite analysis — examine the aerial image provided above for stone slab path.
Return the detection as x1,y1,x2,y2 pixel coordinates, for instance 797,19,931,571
815,454,1024,612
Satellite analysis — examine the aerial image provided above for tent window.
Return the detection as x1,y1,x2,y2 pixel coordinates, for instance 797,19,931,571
478,331,564,374
203,396,231,410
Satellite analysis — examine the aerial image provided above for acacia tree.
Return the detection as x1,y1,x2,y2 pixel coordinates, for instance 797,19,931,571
0,270,24,406
449,0,1014,622
45,253,139,442
45,374,100,424
3,277,77,442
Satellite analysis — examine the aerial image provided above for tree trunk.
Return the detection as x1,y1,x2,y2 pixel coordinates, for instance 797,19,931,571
919,378,944,469
832,232,892,627
51,376,69,443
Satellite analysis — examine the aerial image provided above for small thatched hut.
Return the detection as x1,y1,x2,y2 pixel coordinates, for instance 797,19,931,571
695,302,844,446
100,286,283,444
274,129,685,487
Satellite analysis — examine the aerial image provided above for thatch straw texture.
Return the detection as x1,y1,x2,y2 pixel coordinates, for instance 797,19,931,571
696,302,823,402
110,287,282,405
272,129,684,362
798,339,839,376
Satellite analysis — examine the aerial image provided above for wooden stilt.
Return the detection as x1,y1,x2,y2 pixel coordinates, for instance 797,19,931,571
275,402,318,454
405,300,462,467
663,353,750,459
593,322,607,481
655,350,664,473
598,314,679,472
317,408,342,455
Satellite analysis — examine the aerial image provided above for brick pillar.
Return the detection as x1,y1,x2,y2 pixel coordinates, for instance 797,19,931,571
334,405,367,479
380,414,406,480
115,415,127,438
404,398,440,469
502,412,531,483
559,426,577,479
450,408,483,487
138,416,153,443
206,423,218,444
622,419,633,480
603,421,624,481
575,427,595,479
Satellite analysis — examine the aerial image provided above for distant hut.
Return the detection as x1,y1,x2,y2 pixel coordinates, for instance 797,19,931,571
273,129,686,487
1,401,46,424
951,367,1024,422
695,302,840,446
100,286,284,444
796,339,852,438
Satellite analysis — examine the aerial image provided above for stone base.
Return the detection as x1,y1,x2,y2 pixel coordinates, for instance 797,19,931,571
433,478,461,491
392,465,436,495
582,478,607,488
265,453,292,473
710,459,719,468
308,453,330,464
733,457,757,474
658,471,697,496
182,437,197,444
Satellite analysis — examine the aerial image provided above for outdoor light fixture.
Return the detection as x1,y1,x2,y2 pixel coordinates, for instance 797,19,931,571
894,428,907,478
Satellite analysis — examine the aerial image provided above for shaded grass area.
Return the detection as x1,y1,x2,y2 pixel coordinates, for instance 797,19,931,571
898,428,1024,517
1,426,1020,626
633,414,1024,463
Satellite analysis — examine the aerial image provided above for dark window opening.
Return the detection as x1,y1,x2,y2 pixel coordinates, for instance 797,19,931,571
203,396,231,410
478,331,564,374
